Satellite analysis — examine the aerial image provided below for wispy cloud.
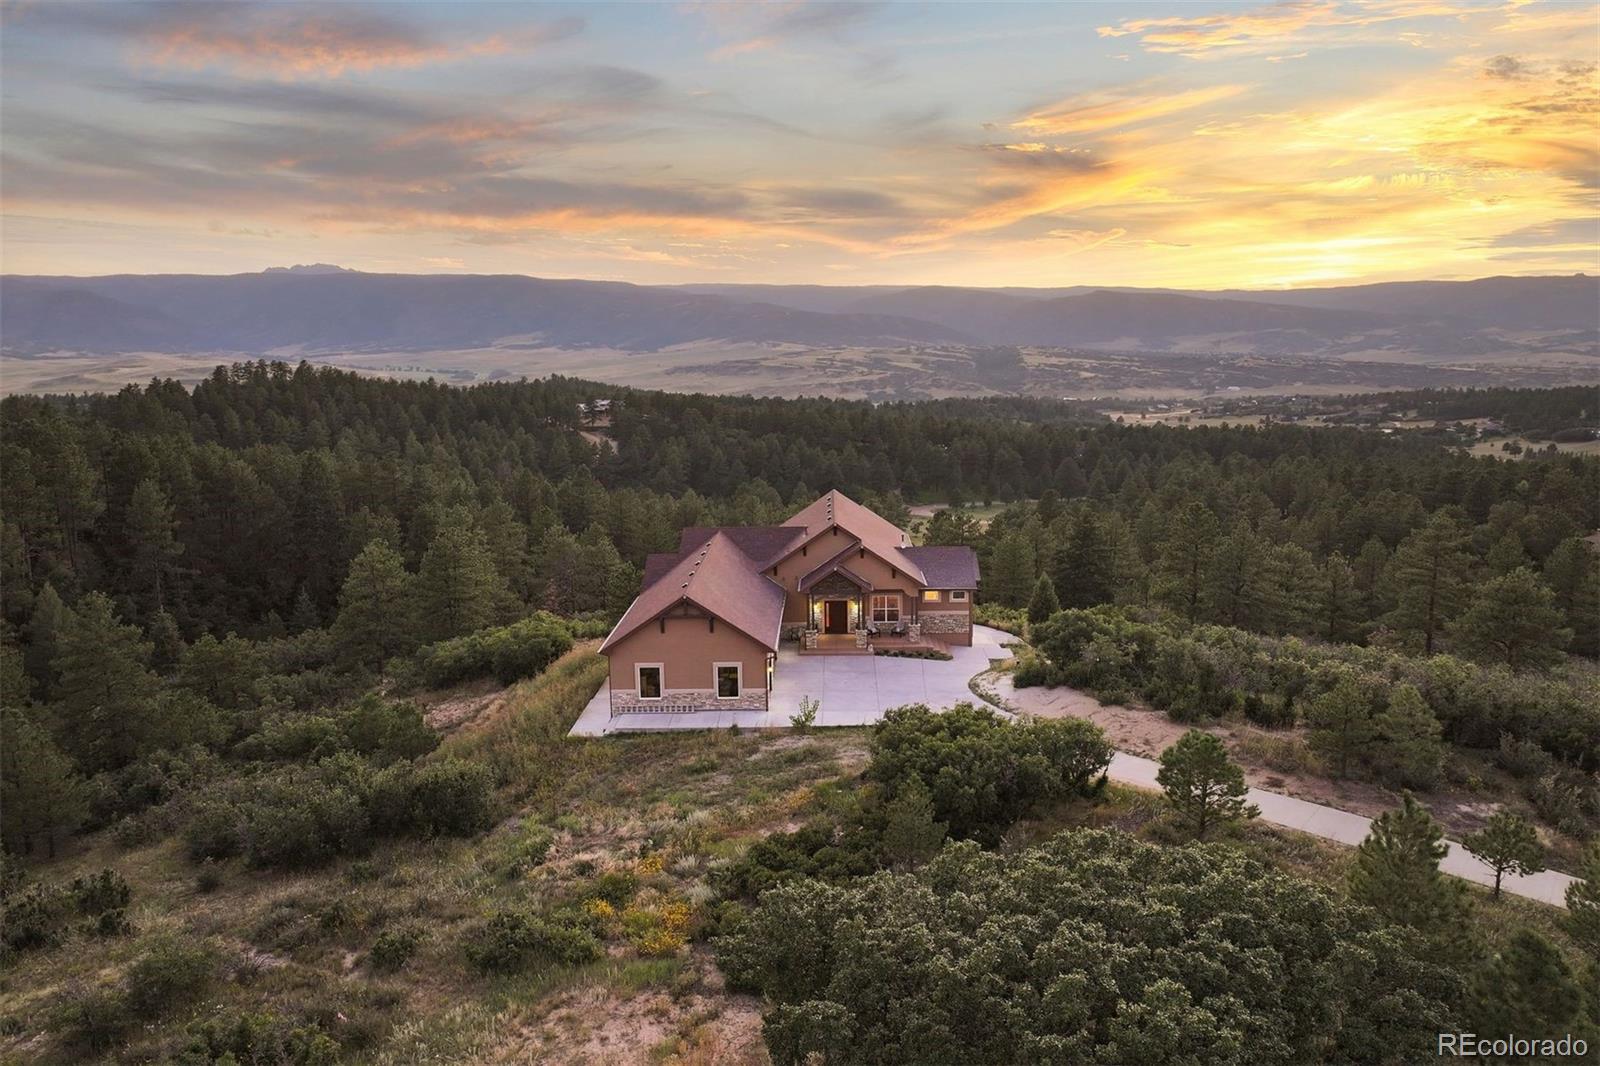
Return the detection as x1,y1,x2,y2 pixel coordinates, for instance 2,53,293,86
1012,83,1248,135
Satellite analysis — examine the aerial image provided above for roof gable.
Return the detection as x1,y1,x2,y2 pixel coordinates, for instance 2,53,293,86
600,532,785,654
780,490,926,584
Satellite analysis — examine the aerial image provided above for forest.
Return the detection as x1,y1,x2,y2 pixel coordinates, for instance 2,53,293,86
2,364,1598,1063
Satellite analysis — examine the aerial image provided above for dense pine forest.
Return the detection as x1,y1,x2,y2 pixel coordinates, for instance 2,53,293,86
3,365,1599,1063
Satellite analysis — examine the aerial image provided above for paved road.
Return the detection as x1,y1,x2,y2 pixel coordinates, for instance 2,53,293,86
1105,751,1578,907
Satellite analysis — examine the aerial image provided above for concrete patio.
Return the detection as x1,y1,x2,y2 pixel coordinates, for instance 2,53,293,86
568,624,1018,736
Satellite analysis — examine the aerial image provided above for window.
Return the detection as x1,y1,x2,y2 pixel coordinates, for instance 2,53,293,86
921,589,941,602
636,664,662,700
951,590,969,601
870,593,900,623
715,663,741,698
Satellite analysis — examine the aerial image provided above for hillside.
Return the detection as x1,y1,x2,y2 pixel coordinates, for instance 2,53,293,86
1,271,1594,359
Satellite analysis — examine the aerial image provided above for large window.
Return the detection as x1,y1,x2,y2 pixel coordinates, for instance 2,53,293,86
870,593,900,623
636,664,663,699
716,662,742,698
921,589,942,602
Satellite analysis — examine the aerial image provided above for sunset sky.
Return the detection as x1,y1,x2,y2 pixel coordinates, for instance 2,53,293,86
2,0,1596,287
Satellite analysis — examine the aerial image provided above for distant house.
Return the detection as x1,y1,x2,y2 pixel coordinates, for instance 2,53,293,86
598,490,980,714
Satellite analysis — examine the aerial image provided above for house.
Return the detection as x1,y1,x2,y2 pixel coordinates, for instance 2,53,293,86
598,490,980,714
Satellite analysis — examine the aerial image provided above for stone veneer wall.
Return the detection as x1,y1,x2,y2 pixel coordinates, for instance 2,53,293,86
919,610,971,636
780,623,808,643
611,687,768,713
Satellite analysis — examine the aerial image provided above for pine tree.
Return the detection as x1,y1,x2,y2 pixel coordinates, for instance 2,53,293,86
1371,684,1445,790
1563,840,1600,956
1027,573,1060,627
124,478,183,616
1054,508,1117,609
288,585,322,633
880,777,947,870
146,608,185,671
1304,676,1377,778
415,522,509,643
49,592,161,772
1543,537,1600,658
334,539,419,669
1470,931,1586,1040
1316,552,1359,643
1381,514,1472,654
0,644,29,707
1451,567,1571,670
986,532,1036,608
0,708,87,857
23,582,70,697
1202,520,1270,629
1153,502,1219,621
1348,794,1467,936
1461,810,1544,899
1156,730,1258,840
1484,530,1529,575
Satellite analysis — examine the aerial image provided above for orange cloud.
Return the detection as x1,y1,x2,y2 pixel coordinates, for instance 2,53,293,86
139,11,581,79
1012,84,1248,134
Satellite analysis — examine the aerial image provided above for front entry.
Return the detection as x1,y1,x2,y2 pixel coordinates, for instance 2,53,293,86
823,599,850,634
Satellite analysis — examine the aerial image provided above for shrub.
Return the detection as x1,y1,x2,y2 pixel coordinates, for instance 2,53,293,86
464,910,602,973
369,925,423,972
790,695,819,732
175,1010,341,1065
338,694,437,764
70,869,131,916
866,703,1110,846
621,899,691,956
1243,691,1297,729
123,935,216,1016
588,869,639,907
51,985,130,1054
2,882,72,955
414,614,574,689
973,603,1026,636
368,757,494,838
184,757,374,869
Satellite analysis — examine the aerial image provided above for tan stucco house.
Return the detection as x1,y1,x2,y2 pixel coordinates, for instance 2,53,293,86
598,490,980,713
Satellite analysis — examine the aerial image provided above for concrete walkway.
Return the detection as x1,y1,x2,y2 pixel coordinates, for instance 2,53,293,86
1106,751,1578,907
568,624,1018,736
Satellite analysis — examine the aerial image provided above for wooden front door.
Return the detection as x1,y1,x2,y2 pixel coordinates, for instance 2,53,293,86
824,600,849,634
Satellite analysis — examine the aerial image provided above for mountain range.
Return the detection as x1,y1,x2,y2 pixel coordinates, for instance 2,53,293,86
2,271,1594,358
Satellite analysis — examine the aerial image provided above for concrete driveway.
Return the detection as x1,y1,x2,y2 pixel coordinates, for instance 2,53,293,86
569,624,1017,735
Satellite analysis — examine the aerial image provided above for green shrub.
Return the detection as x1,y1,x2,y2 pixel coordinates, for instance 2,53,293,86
414,614,574,689
463,910,602,973
369,925,423,972
588,869,639,907
70,869,131,915
50,984,130,1054
174,1010,341,1065
867,703,1111,846
123,935,216,1016
368,757,494,838
338,694,438,764
2,882,72,955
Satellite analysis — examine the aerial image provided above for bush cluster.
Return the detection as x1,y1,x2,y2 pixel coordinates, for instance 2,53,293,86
463,909,602,973
184,753,493,869
1,869,133,959
1021,606,1600,768
716,830,1462,1066
413,613,574,689
51,934,217,1053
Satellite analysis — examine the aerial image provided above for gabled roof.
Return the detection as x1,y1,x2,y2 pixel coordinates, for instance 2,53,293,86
676,525,807,567
781,489,926,584
900,545,980,589
600,532,785,654
798,539,871,591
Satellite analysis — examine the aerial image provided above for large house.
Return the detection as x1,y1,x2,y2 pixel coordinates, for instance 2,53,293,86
598,490,980,714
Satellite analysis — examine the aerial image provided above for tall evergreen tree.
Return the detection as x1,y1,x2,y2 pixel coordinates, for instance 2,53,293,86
1564,840,1600,956
1027,573,1060,627
986,532,1036,608
1054,509,1116,609
1543,536,1600,657
1372,684,1445,790
0,708,87,857
1203,520,1271,629
124,478,183,617
1469,931,1588,1043
50,592,162,771
1152,502,1219,622
1348,794,1467,937
1315,552,1360,643
1381,514,1472,654
1305,676,1377,779
333,539,419,669
22,582,69,697
415,522,509,643
1451,567,1571,670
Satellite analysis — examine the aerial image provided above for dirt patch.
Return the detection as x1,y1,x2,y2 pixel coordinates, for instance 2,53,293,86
423,687,508,732
997,676,1511,839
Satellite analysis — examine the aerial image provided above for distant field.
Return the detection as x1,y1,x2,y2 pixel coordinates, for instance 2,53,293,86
1468,436,1600,458
3,342,1596,400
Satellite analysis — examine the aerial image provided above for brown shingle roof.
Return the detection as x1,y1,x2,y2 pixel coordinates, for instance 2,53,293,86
676,525,808,569
782,490,926,584
900,545,980,588
600,532,785,654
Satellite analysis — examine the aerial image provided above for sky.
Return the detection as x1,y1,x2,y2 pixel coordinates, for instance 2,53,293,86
1,0,1596,288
